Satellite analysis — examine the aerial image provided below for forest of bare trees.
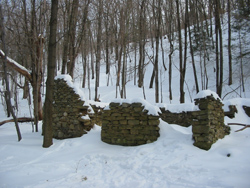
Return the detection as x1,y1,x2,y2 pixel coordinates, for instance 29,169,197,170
1,0,250,123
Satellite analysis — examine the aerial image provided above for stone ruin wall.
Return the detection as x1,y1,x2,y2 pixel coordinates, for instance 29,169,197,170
52,78,94,139
192,96,230,150
160,104,237,128
51,78,233,150
101,102,160,146
159,109,193,127
159,95,232,150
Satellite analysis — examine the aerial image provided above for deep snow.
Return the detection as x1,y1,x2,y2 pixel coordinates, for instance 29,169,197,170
0,100,250,188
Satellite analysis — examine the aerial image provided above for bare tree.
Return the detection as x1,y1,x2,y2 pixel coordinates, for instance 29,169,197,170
67,0,79,78
0,3,22,141
153,0,162,103
163,0,175,102
95,0,103,101
228,0,232,85
176,0,185,103
138,0,147,88
187,8,199,93
43,0,59,148
214,0,223,97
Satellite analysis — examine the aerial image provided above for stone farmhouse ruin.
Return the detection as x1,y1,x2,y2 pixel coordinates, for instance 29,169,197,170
51,75,238,150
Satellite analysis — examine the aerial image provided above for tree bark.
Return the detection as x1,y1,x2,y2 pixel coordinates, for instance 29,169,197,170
154,0,161,103
138,0,146,88
228,0,232,85
187,9,199,93
43,0,58,148
67,0,79,78
32,35,44,132
176,0,184,103
214,0,223,97
95,0,103,101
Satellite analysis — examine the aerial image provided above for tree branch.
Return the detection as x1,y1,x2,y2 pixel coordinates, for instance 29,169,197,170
227,123,250,132
0,117,34,126
235,125,250,132
0,50,32,82
0,71,25,88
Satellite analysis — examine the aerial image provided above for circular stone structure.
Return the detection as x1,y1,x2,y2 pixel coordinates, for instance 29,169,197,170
101,99,160,146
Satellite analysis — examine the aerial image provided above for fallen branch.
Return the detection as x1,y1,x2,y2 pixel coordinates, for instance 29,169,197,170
0,117,34,126
227,123,246,126
235,125,250,132
0,50,32,82
227,123,250,132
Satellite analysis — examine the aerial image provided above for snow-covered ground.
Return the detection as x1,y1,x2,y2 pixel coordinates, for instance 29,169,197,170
0,97,250,188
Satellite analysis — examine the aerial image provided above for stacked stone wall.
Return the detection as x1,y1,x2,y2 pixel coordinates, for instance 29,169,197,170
192,96,230,150
52,78,93,139
159,109,193,127
101,102,160,146
51,81,232,150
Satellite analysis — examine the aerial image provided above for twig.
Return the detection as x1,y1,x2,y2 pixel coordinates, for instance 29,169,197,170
227,123,247,126
222,85,241,100
227,123,250,132
235,125,250,132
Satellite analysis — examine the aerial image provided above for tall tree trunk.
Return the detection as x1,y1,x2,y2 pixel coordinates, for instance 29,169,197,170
90,30,95,80
219,15,223,98
239,30,245,93
149,69,155,89
82,43,87,88
134,42,137,86
67,0,79,78
215,0,220,96
188,13,199,93
121,47,127,99
164,0,174,102
182,0,188,101
95,0,103,101
176,0,184,103
32,35,44,132
228,0,232,85
138,0,146,88
214,0,223,97
169,43,173,101
105,6,110,75
43,0,58,148
0,4,22,141
24,0,43,126
61,17,69,75
154,0,161,103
